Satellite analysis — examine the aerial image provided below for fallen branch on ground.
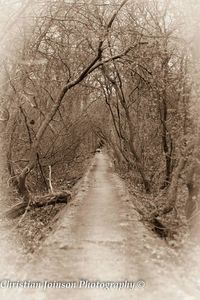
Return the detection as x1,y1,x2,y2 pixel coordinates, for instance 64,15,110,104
5,191,71,219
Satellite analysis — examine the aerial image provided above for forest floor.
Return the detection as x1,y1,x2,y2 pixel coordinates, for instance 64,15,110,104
0,151,200,300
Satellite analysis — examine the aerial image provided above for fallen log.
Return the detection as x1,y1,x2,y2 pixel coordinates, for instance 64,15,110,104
32,191,71,208
5,191,71,219
5,202,28,219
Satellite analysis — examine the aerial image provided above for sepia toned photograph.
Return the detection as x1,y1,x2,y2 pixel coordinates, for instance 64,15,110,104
0,0,200,299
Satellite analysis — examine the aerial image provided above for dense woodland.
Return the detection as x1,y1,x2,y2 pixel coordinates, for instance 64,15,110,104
0,0,200,249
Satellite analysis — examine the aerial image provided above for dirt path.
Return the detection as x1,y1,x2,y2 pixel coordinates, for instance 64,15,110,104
1,152,200,300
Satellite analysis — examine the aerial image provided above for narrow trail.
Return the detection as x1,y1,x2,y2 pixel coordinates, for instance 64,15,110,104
1,152,200,300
